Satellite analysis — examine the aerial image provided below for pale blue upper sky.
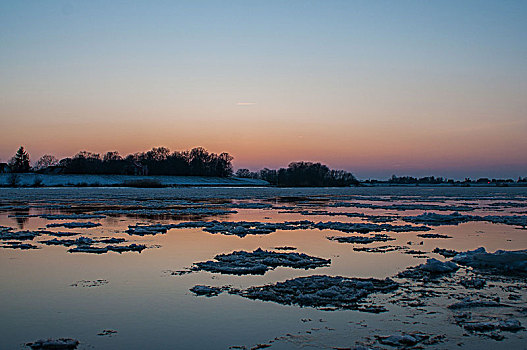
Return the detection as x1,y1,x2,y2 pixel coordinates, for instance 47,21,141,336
1,1,526,178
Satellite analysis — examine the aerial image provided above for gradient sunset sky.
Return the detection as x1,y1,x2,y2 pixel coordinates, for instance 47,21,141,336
1,1,526,179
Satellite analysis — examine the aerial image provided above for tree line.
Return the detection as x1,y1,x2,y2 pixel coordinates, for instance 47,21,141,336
364,175,527,185
235,161,359,187
3,147,360,186
4,146,234,177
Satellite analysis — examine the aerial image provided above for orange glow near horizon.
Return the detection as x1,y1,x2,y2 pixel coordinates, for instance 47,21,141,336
1,2,526,178
1,112,526,179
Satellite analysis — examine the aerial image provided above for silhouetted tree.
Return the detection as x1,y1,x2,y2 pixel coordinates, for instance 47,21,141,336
64,151,102,174
35,154,59,170
103,151,122,162
274,162,357,187
236,168,258,178
9,146,31,173
58,146,233,177
259,168,278,184
102,151,126,174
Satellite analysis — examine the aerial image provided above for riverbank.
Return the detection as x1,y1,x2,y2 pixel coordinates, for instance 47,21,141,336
0,173,268,187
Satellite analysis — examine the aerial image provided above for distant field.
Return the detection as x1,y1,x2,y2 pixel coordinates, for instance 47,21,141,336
0,173,269,187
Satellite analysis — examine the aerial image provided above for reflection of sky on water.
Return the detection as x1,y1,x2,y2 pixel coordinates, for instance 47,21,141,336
1,187,526,349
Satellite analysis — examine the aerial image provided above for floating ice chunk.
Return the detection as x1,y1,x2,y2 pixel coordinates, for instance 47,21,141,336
68,246,108,254
404,213,527,228
419,258,458,273
26,338,79,349
1,241,39,249
274,246,297,250
0,225,14,234
40,236,93,246
42,231,82,237
498,319,523,331
354,245,408,253
350,203,475,212
0,230,41,240
200,220,313,237
40,214,106,220
327,234,395,244
452,247,527,273
483,215,527,227
463,319,523,332
398,258,458,280
71,279,108,287
447,297,504,310
230,275,398,310
75,237,94,245
314,221,430,233
432,248,459,257
191,248,330,275
97,329,118,336
98,237,126,244
107,244,147,253
126,224,169,235
40,238,77,246
463,321,497,332
460,278,486,289
190,285,223,297
376,334,418,346
417,233,452,239
403,212,474,226
47,222,101,229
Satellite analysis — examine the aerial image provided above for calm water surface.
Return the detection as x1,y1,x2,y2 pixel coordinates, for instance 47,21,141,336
1,187,526,349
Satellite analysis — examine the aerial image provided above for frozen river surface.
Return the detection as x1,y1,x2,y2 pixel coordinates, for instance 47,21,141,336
1,187,526,349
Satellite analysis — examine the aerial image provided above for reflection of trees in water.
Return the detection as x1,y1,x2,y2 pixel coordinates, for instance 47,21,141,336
13,207,30,229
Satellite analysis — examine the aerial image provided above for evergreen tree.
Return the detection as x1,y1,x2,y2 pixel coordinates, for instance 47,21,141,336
9,146,31,173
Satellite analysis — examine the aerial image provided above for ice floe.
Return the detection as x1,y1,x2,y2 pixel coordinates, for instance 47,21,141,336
432,248,459,257
106,243,147,253
460,277,486,289
483,215,527,227
417,233,452,239
447,298,505,310
189,248,330,275
403,212,473,226
398,258,458,279
95,208,236,217
228,275,398,311
0,230,41,240
327,234,395,244
71,279,108,287
354,245,408,253
313,221,430,233
1,241,39,249
404,212,527,228
348,203,475,212
68,246,108,254
452,247,527,274
124,219,430,238
47,222,101,229
40,214,106,220
97,329,118,336
274,246,297,250
376,332,427,346
190,285,224,297
26,338,79,349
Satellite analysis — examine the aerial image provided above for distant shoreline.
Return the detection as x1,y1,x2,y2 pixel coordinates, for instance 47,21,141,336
1,173,526,188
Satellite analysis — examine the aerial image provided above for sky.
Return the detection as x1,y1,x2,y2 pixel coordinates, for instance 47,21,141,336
1,0,526,179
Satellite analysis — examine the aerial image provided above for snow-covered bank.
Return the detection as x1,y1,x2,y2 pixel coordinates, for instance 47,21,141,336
0,173,268,187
